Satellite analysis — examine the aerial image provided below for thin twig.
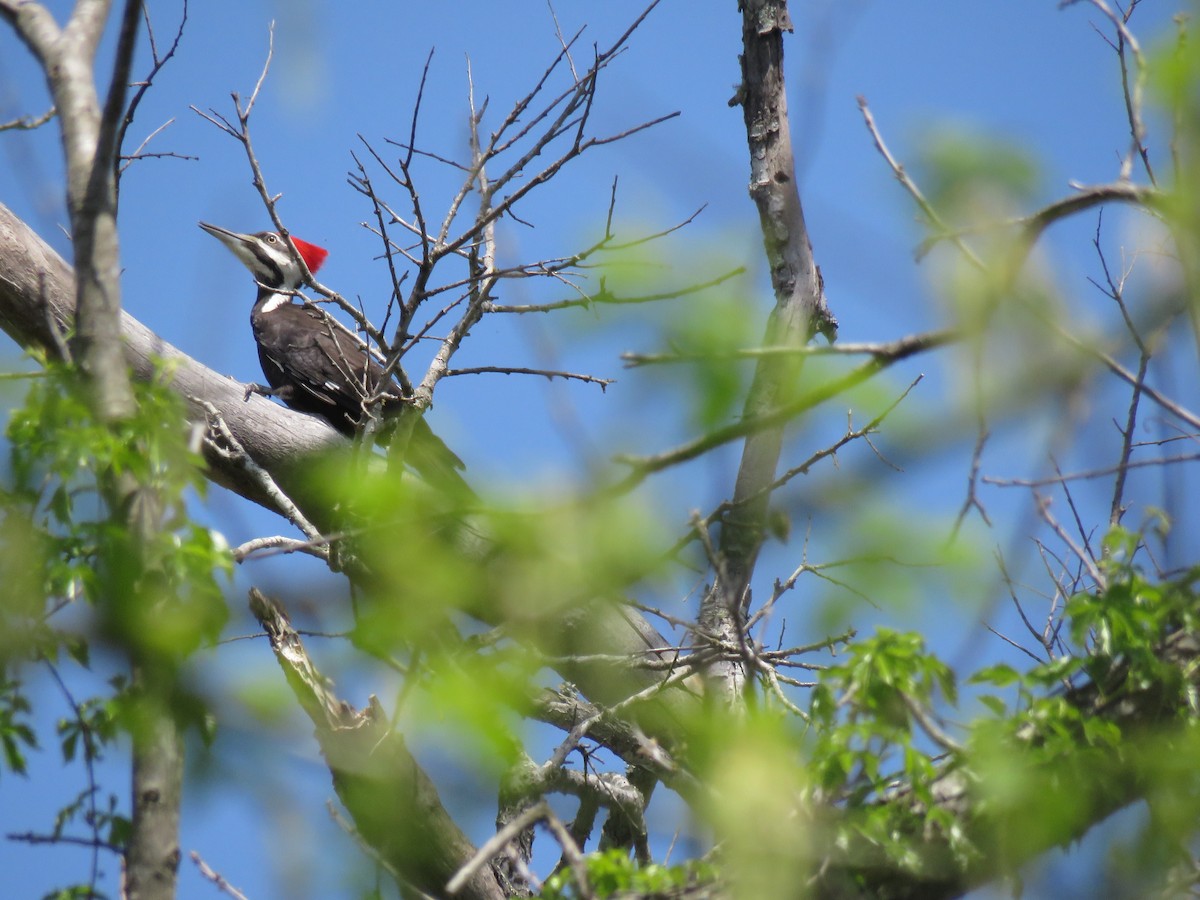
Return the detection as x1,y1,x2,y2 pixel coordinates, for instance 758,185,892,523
612,341,942,492
901,693,963,754
0,106,56,131
622,328,955,367
446,801,554,897
116,0,190,179
198,401,327,552
189,851,250,900
983,453,1200,489
1034,493,1106,591
857,96,986,270
444,365,613,388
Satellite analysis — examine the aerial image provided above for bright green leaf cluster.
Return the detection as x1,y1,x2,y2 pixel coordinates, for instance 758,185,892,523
57,692,118,764
48,785,128,851
538,848,716,900
808,629,968,869
2,362,231,662
811,629,955,788
41,883,115,900
964,526,1200,870
1,361,233,773
1067,530,1200,707
971,525,1200,718
0,679,36,777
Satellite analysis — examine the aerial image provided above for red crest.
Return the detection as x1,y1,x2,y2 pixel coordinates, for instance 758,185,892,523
292,237,329,274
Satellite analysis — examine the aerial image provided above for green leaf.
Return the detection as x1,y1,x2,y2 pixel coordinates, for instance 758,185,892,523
969,663,1023,687
978,694,1009,717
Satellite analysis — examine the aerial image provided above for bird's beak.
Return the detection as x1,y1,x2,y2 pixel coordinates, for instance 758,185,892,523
199,221,253,250
199,221,262,272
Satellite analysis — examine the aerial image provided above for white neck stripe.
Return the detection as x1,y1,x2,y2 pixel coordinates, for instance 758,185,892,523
259,292,291,313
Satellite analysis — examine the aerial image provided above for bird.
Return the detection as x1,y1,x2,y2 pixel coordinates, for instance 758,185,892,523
199,221,470,494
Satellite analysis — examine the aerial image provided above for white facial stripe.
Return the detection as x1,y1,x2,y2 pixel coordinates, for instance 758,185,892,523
241,238,301,289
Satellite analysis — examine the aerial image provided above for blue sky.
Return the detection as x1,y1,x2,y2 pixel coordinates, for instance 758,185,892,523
1,1,1194,898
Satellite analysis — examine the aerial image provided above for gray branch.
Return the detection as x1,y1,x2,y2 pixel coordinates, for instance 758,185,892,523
700,0,839,701
249,588,507,900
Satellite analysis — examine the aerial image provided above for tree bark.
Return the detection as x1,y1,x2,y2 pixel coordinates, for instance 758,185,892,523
702,0,838,701
250,589,507,900
125,716,184,900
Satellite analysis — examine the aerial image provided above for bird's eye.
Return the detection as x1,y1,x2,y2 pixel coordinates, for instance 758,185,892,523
267,235,278,244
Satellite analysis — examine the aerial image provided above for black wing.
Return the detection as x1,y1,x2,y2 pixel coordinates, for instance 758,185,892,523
253,304,468,491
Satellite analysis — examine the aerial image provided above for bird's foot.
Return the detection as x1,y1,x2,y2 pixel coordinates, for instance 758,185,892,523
244,382,278,402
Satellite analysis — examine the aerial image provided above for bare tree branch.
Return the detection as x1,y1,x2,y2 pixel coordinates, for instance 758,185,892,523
116,0,190,179
189,851,250,900
697,0,838,702
0,105,56,131
248,588,508,900
612,344,929,489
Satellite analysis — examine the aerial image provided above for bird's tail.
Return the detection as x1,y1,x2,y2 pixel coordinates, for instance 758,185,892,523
380,411,475,500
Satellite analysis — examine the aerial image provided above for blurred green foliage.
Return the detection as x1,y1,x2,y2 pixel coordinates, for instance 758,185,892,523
0,360,231,894
539,848,716,899
919,127,1040,208
964,526,1200,879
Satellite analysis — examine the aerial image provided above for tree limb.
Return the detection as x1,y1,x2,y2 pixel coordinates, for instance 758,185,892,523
699,0,838,702
248,588,507,900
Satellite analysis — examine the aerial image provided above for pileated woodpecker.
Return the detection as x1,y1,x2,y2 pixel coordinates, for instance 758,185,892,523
199,222,468,492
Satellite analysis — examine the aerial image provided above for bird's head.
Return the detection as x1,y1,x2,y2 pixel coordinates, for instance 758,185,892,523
199,222,328,291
